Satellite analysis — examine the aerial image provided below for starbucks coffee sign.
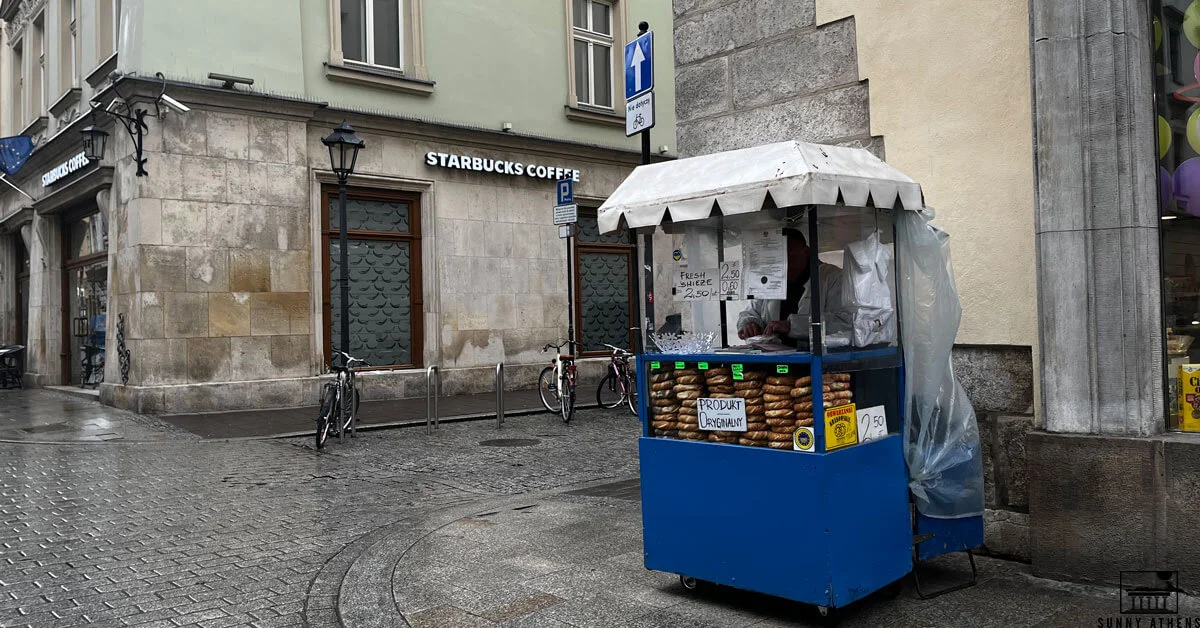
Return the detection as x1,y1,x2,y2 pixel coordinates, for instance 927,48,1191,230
424,151,580,182
41,152,90,187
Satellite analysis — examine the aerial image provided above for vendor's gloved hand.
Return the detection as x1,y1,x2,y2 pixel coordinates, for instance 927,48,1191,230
738,323,762,339
764,320,791,336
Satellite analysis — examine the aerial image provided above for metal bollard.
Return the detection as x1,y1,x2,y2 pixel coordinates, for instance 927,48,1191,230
495,362,505,429
426,365,440,433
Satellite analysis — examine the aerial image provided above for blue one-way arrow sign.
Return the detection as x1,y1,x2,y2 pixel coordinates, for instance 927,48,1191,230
625,32,654,100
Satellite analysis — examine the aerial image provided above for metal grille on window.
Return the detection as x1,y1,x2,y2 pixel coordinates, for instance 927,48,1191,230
329,198,410,232
579,251,630,352
330,239,413,367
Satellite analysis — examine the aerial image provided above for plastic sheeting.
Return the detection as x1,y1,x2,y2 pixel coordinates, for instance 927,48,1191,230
826,231,896,349
896,209,985,519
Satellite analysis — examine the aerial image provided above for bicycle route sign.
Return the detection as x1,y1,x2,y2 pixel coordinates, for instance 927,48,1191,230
626,91,654,137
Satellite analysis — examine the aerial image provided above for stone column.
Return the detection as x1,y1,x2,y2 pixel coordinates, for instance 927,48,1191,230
25,214,64,386
1031,0,1163,436
0,235,15,344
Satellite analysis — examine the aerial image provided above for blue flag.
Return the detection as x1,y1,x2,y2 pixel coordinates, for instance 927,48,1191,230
0,135,35,176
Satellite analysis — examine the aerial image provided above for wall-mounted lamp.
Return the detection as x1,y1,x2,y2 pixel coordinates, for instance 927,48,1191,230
85,72,189,177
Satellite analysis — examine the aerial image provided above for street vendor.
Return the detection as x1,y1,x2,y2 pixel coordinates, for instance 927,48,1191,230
736,228,843,344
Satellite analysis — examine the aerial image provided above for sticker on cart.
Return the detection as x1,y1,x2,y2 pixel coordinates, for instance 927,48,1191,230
731,364,744,381
698,362,709,370
650,361,661,370
856,405,888,443
674,361,686,370
793,426,815,452
697,397,747,432
824,403,858,451
776,365,788,374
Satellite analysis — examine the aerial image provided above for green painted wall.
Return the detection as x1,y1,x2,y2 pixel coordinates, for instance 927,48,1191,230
128,0,675,152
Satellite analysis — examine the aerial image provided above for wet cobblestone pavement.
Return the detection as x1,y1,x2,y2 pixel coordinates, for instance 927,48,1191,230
0,393,1188,627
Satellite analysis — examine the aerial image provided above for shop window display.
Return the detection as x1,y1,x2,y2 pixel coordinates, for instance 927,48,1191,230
1152,0,1200,430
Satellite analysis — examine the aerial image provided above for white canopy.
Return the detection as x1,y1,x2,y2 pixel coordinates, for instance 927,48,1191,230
597,140,927,234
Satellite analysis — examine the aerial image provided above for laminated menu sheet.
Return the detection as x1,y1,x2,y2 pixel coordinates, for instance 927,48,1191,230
743,229,787,300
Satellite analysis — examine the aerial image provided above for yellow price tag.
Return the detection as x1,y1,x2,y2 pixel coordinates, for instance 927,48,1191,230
824,404,859,451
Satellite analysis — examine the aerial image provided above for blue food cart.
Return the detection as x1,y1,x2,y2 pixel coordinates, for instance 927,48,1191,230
597,141,986,617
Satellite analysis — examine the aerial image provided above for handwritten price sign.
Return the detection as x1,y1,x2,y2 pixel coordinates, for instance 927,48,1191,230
719,261,742,299
673,268,718,301
855,405,888,443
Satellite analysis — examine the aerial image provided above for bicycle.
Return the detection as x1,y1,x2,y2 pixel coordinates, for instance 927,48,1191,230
596,343,638,416
316,350,367,449
538,339,576,424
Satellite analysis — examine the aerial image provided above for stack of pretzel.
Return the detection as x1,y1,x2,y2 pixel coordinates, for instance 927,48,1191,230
673,368,706,441
791,373,853,418
648,370,679,437
729,370,767,446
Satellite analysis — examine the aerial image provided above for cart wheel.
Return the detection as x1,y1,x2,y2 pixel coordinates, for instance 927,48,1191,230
679,575,699,591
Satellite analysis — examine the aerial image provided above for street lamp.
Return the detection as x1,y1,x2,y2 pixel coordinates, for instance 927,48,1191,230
80,125,109,162
321,121,365,363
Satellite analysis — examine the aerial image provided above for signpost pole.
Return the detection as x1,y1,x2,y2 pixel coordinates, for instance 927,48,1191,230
554,181,578,357
634,21,655,354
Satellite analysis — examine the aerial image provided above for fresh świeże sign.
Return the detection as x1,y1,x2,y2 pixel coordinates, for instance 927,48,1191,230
697,397,747,431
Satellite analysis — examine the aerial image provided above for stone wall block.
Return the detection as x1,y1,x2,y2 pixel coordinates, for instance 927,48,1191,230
978,412,997,508
1036,230,1092,433
675,55,729,122
730,18,858,109
180,156,230,202
1164,439,1200,580
275,204,309,251
674,0,815,65
1029,433,1159,585
187,336,231,383
269,334,310,377
677,83,870,157
983,509,1030,562
209,292,251,337
951,345,1034,414
250,162,307,208
161,108,207,157
206,112,250,161
286,121,308,166
164,292,209,338
136,152,184,202
994,414,1031,510
124,198,162,247
229,250,272,293
207,203,244,248
482,222,513,258
137,246,187,292
270,250,310,293
186,247,229,293
230,336,272,381
249,116,289,163
225,160,252,205
161,200,208,246
250,292,308,336
137,338,189,386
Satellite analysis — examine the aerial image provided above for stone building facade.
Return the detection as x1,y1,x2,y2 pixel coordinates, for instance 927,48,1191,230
0,0,676,413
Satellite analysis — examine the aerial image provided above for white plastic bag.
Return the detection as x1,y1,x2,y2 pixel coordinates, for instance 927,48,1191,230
832,231,896,348
896,209,985,519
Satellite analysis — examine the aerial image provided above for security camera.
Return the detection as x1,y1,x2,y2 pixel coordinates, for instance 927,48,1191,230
105,98,124,113
160,94,190,114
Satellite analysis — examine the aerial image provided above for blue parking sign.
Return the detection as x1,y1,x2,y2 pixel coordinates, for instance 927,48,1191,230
557,179,573,205
625,32,653,100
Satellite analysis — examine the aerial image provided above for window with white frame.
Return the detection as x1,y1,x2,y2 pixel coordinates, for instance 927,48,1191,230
12,39,25,128
33,11,45,116
572,0,614,109
59,0,78,93
341,0,403,70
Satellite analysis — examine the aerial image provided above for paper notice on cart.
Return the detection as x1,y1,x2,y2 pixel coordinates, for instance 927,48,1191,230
856,405,888,443
743,229,787,300
697,398,747,431
673,268,718,301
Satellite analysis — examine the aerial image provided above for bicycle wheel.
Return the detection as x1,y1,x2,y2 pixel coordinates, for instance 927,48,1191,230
348,385,360,438
316,383,337,449
561,369,576,424
341,377,356,439
596,372,623,409
626,375,639,416
538,366,562,413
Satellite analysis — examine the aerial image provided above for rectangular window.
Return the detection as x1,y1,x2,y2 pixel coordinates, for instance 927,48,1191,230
572,0,614,109
59,0,78,92
340,0,403,70
98,0,118,57
574,209,634,355
322,188,422,368
11,40,24,128
33,12,45,116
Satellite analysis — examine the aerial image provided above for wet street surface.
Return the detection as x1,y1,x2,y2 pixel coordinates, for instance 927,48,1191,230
0,390,1182,627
